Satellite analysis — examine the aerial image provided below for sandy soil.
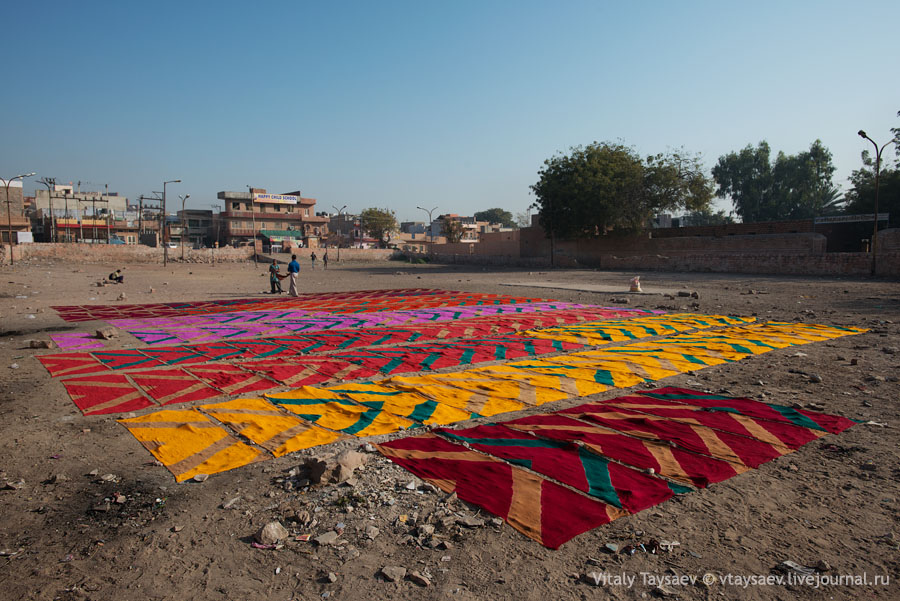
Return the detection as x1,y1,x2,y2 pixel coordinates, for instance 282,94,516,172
0,259,898,601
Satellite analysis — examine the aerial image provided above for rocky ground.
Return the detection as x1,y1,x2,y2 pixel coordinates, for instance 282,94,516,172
0,260,898,601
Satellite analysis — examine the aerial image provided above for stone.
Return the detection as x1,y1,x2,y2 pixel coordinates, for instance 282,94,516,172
95,328,116,340
489,517,503,527
380,566,407,583
583,572,603,586
192,473,209,482
677,291,691,297
29,339,55,349
314,531,340,546
49,474,68,484
116,293,127,301
882,346,899,355
654,584,679,597
418,524,435,537
255,521,289,545
808,373,823,383
321,572,338,583
365,525,380,540
408,570,431,587
456,515,485,528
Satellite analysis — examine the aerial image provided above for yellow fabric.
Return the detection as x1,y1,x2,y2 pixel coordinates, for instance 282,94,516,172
264,385,415,436
118,409,264,482
520,313,757,345
385,375,526,416
326,382,474,425
198,397,346,457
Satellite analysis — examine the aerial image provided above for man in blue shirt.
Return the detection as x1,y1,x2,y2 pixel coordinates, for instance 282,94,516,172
287,254,301,297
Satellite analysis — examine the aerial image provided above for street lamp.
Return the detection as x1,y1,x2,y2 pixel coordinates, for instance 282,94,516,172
179,193,191,260
38,177,56,243
332,204,347,262
162,179,181,266
416,205,438,250
3,172,36,266
210,204,222,248
858,130,897,276
247,185,257,263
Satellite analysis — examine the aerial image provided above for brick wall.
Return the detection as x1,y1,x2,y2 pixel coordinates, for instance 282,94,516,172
2,243,254,264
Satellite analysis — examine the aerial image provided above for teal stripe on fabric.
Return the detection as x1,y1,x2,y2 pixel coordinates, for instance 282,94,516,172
577,447,621,507
460,349,475,365
593,369,616,385
340,409,382,435
494,344,507,360
297,413,321,422
359,401,385,410
407,400,439,423
680,354,710,365
270,397,356,407
667,481,693,494
380,357,406,374
768,404,827,432
421,353,442,370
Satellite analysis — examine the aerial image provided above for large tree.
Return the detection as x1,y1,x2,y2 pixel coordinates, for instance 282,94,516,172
530,142,712,239
474,208,516,228
713,139,839,222
441,217,465,243
359,207,398,248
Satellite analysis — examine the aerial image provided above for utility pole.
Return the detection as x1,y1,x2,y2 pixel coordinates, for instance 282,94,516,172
857,130,898,276
163,179,181,266
247,185,257,263
3,172,36,264
332,204,347,263
38,177,55,243
417,205,438,252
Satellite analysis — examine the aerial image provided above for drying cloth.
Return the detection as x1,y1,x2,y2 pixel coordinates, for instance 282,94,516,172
49,332,106,350
242,358,379,387
520,313,756,345
130,369,222,406
185,364,279,395
558,402,790,469
62,373,155,415
37,352,108,377
266,386,415,436
601,394,827,450
434,423,690,512
504,413,741,488
119,409,265,482
92,350,164,371
377,433,627,549
637,387,858,434
383,375,528,416
198,397,346,456
327,382,477,425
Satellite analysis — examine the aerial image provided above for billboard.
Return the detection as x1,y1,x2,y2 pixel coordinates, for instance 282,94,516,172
252,193,298,205
814,213,889,224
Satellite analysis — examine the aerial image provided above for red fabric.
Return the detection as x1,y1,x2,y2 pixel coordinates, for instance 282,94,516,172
503,413,740,488
37,353,108,377
186,364,279,395
605,394,824,449
62,374,155,415
638,387,857,434
558,402,789,469
130,369,222,406
434,423,680,513
377,433,625,549
241,358,379,386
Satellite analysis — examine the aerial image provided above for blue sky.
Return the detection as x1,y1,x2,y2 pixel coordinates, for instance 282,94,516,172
3,1,898,221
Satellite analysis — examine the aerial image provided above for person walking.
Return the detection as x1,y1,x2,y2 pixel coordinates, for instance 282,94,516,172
310,252,317,270
287,254,301,297
322,250,328,270
268,260,284,294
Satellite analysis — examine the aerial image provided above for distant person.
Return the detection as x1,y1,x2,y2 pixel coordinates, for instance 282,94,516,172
322,250,329,270
310,252,317,270
287,254,301,297
108,269,124,284
268,260,284,294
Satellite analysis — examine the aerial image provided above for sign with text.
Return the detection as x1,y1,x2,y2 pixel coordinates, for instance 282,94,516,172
252,193,298,205
814,213,889,224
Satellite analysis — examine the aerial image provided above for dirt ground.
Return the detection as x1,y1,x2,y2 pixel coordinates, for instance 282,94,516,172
0,259,898,601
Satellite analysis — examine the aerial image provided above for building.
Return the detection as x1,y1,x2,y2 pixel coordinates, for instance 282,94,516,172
174,209,214,248
33,185,128,217
1,180,29,243
400,221,426,234
217,188,329,249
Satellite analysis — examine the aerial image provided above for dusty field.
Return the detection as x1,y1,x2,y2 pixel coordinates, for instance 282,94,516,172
0,260,898,601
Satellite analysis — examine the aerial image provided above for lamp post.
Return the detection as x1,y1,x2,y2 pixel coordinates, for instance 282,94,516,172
857,130,897,276
179,194,191,260
247,185,257,263
38,177,55,243
3,172,36,265
332,204,347,262
416,205,438,250
162,179,181,266
211,204,221,248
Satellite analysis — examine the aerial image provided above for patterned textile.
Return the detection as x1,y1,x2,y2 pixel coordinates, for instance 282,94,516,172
266,386,415,436
119,409,265,482
377,433,627,549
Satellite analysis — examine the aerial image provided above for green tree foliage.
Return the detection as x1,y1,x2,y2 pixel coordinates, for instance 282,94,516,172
473,208,516,228
530,142,712,239
681,207,735,226
712,140,839,222
441,217,465,243
359,207,398,248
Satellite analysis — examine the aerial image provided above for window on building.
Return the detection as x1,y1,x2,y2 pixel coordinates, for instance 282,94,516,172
232,202,240,210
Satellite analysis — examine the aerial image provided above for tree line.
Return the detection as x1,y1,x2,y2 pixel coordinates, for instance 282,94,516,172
530,111,900,238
